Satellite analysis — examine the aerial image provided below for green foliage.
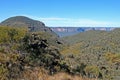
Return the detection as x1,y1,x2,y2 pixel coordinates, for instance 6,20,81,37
62,29,120,79
0,64,8,80
84,65,100,78
0,26,27,44
105,52,120,64
0,26,27,80
20,33,63,74
0,51,24,80
0,24,120,80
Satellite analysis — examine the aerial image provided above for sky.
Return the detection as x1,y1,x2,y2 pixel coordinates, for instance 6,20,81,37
0,0,120,27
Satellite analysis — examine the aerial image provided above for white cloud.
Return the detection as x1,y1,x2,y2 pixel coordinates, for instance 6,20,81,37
22,15,120,27
38,17,120,27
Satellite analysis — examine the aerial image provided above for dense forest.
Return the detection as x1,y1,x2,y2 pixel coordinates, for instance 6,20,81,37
62,29,120,80
0,16,120,80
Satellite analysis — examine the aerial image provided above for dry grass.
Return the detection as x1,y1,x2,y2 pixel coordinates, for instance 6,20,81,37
21,67,97,80
47,72,95,80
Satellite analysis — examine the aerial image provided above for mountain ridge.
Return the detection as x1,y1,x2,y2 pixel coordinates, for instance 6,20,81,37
0,16,59,38
51,27,115,37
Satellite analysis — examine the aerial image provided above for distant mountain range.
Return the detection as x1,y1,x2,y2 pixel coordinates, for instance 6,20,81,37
0,16,116,37
51,27,115,37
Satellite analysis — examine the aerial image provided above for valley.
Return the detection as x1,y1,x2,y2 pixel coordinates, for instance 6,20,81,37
0,16,120,80
51,27,115,37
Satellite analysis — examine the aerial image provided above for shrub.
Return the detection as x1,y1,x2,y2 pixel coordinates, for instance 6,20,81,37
84,65,100,78
0,26,27,44
21,33,63,74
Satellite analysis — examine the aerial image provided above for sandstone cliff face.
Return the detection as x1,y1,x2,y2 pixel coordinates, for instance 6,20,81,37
51,27,115,37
